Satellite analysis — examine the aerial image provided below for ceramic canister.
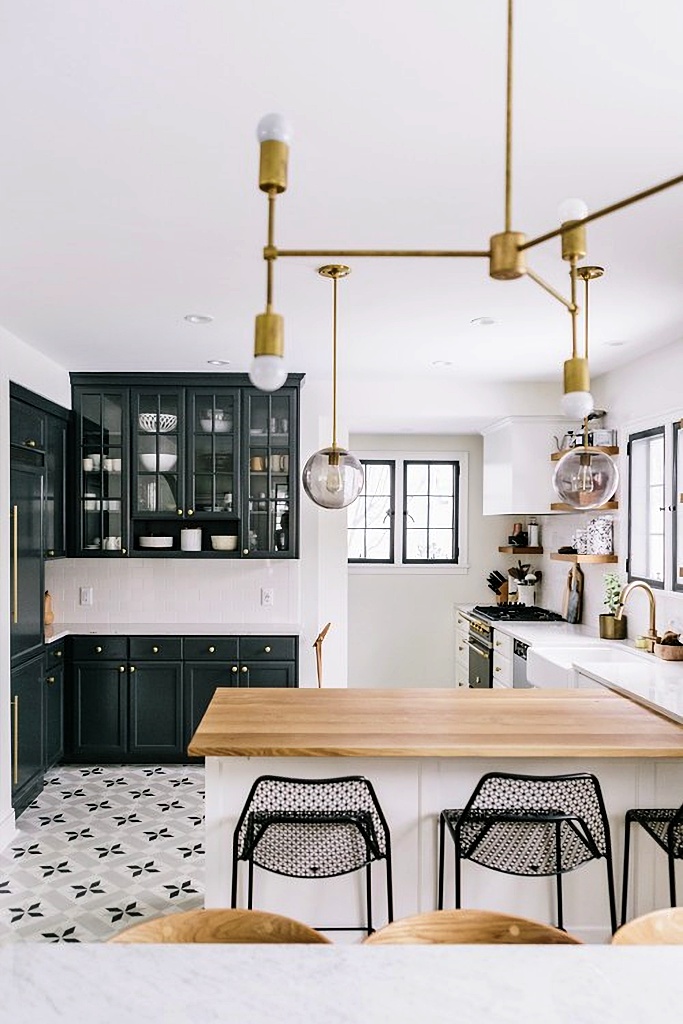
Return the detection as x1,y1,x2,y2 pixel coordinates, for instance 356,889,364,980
180,527,202,551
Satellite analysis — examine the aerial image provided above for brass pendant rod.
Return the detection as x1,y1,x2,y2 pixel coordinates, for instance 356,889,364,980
583,273,589,360
519,173,683,252
505,0,514,233
265,190,277,309
570,257,578,358
331,275,338,451
525,266,575,312
275,248,491,258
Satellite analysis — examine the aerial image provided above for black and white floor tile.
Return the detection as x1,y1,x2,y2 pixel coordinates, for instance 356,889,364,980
0,765,205,943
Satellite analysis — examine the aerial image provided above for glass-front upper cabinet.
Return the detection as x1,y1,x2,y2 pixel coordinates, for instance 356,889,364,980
73,388,129,555
131,389,183,517
187,388,239,516
242,387,298,557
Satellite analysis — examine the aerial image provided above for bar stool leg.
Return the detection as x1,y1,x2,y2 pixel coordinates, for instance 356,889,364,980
621,815,632,926
438,813,446,910
555,820,564,931
668,847,677,908
385,842,394,923
365,861,374,935
247,857,254,910
455,836,462,909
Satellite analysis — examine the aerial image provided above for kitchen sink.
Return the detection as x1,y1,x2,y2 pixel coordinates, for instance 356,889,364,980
527,643,647,689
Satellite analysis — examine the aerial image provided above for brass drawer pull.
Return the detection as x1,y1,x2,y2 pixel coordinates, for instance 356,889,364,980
231,666,238,673
119,666,126,673
54,650,63,658
241,666,248,674
152,646,159,654
264,646,271,653
46,676,56,684
130,666,136,673
95,646,103,654
25,439,36,448
208,646,216,654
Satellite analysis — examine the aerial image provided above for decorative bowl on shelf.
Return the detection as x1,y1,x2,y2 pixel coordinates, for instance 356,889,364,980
138,413,178,433
139,453,177,472
138,536,173,549
211,535,238,551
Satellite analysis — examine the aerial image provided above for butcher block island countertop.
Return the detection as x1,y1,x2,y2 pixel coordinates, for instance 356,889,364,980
187,686,683,759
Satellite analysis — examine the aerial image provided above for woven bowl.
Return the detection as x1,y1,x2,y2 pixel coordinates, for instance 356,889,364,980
138,412,178,433
653,643,683,661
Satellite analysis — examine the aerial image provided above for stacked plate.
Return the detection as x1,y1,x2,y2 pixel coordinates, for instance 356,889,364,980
139,536,173,549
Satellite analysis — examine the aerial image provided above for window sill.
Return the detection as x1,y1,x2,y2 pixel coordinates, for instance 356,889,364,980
348,563,470,576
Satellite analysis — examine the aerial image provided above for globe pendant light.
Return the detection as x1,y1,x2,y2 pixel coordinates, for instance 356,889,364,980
302,265,364,509
553,266,619,510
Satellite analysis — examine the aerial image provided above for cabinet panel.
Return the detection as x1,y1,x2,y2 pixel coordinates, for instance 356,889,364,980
10,459,44,662
184,664,238,754
241,661,296,688
68,663,128,760
239,636,296,661
129,637,182,661
71,636,128,660
11,654,45,810
10,400,46,451
128,663,183,758
45,661,64,767
184,637,239,661
45,413,68,558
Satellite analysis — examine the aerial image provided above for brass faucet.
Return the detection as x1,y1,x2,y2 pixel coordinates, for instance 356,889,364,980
615,580,659,652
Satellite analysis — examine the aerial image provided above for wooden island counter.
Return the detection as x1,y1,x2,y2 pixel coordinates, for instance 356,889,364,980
189,687,683,941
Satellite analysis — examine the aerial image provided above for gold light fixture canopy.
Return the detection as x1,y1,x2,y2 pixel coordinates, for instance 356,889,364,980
302,266,364,510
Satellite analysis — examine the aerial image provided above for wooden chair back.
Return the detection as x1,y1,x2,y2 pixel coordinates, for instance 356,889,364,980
363,909,581,945
109,908,331,944
612,908,683,945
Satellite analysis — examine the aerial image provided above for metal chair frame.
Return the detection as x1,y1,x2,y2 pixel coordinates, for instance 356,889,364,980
231,774,393,935
621,802,683,925
438,770,617,933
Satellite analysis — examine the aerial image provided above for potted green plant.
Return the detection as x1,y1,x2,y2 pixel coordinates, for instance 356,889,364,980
599,571,627,639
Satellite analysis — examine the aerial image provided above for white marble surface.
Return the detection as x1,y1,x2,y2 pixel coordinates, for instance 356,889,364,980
577,656,683,725
0,944,679,1023
45,621,300,642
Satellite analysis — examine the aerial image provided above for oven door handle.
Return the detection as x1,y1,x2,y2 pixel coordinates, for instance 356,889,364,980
465,639,491,660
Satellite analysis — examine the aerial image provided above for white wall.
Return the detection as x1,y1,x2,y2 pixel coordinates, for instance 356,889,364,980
347,434,514,688
534,335,683,638
1,328,71,847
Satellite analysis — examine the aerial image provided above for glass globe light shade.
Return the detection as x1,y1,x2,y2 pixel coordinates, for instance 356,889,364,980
558,197,588,223
248,354,287,392
302,447,364,509
561,389,594,419
256,113,293,144
552,447,619,510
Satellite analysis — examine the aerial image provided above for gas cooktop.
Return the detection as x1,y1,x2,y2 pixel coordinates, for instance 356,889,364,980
472,604,565,623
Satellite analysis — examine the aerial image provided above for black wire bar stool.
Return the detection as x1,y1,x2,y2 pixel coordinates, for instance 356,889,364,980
231,775,394,935
438,771,617,933
621,802,683,925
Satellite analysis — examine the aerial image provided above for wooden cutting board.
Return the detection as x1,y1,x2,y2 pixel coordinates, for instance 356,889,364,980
566,564,584,623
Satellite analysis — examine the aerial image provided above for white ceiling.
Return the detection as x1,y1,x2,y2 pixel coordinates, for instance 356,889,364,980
0,1,681,429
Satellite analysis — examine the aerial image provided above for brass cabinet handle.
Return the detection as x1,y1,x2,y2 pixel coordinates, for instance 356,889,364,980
187,509,194,516
130,665,136,673
54,649,63,658
119,666,126,673
95,646,103,653
264,646,271,653
121,548,127,555
242,549,249,556
46,676,56,684
12,505,18,624
177,509,183,516
12,696,19,786
208,646,216,654
495,640,502,647
495,666,502,673
241,666,248,674
152,646,159,654
231,666,238,673
46,549,55,557
25,439,36,448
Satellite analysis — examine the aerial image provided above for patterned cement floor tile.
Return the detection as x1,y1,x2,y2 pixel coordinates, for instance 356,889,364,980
0,765,205,943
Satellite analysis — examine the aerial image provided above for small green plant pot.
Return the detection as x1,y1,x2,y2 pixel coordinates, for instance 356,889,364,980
599,613,627,640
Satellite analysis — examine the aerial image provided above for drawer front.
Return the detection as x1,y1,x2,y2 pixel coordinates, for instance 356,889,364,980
129,637,183,661
183,637,239,662
493,651,512,686
239,636,296,661
46,641,66,668
492,630,513,661
455,611,471,633
70,636,128,661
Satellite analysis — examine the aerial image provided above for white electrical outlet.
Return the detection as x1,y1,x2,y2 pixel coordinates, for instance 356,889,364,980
261,587,274,608
79,586,94,606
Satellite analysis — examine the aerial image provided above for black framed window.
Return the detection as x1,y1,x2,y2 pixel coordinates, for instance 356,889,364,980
347,460,395,563
403,460,459,563
628,425,665,588
673,421,683,592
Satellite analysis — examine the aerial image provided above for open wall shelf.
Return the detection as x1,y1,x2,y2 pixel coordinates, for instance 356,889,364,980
550,501,619,513
550,553,618,564
550,446,620,462
498,546,543,554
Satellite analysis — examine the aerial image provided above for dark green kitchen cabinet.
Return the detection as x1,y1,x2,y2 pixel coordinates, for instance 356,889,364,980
10,457,44,664
183,662,238,757
129,662,184,759
44,411,69,558
44,642,65,768
67,660,128,762
11,653,46,814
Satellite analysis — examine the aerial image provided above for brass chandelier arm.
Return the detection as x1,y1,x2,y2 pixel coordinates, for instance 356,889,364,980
505,0,514,233
265,189,277,308
570,257,578,358
519,173,683,252
271,248,491,259
525,266,576,313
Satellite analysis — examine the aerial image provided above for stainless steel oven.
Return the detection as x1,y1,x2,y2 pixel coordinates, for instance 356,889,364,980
467,615,493,689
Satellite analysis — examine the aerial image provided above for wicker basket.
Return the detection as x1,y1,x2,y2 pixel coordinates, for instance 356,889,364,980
653,643,683,661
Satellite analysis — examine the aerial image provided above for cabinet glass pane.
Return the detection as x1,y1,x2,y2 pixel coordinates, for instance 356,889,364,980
78,391,126,553
247,391,293,554
189,392,237,513
134,393,181,514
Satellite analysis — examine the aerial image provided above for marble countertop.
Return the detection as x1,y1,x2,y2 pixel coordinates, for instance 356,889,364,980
576,655,683,725
0,944,679,1023
45,622,300,643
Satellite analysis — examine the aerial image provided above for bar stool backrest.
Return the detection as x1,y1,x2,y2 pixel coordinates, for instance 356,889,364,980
109,908,331,944
612,908,683,945
363,909,581,945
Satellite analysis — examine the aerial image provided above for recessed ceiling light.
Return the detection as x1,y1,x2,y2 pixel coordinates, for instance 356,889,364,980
207,359,231,366
431,360,454,367
470,317,498,327
184,314,213,324
604,340,626,347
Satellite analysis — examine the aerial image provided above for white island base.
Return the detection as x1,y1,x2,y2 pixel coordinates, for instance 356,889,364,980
205,754,683,943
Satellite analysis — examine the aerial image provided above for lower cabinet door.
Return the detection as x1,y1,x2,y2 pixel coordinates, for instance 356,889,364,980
184,663,238,755
11,654,45,812
68,661,127,761
241,661,296,688
44,663,64,767
128,662,183,760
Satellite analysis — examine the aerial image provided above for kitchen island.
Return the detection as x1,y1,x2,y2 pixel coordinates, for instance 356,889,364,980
188,687,683,941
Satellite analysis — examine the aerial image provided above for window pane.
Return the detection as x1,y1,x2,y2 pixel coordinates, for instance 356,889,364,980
429,529,455,560
365,529,391,560
405,528,428,560
348,460,394,562
629,429,665,585
430,496,454,529
365,463,392,494
406,495,429,528
348,529,365,559
405,463,428,494
404,460,459,563
430,464,454,496
366,495,390,529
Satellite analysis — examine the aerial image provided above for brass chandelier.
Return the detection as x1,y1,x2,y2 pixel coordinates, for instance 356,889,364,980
248,0,681,496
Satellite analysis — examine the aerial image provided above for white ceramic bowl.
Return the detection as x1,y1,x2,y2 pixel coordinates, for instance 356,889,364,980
211,535,238,551
200,418,231,433
139,536,173,549
139,453,177,472
138,413,178,433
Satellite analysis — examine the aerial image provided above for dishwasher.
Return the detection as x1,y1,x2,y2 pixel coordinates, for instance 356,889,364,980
512,639,533,688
